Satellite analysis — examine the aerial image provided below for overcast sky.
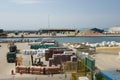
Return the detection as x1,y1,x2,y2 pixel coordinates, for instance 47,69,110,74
0,0,120,30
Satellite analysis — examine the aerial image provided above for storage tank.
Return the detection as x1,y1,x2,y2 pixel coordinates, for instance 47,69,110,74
109,26,120,33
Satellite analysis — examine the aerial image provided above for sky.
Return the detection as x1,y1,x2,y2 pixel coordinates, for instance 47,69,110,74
0,0,120,30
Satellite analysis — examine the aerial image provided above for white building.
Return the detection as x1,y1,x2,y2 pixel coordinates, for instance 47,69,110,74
108,26,120,33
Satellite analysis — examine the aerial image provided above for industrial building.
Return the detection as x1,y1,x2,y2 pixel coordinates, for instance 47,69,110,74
108,26,120,33
39,28,76,33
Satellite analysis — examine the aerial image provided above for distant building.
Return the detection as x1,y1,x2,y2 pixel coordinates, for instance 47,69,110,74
0,29,4,33
108,26,120,33
91,28,104,33
0,29,7,37
39,28,76,33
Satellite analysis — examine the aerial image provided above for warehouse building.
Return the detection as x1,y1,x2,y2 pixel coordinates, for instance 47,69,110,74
39,28,76,34
108,26,120,33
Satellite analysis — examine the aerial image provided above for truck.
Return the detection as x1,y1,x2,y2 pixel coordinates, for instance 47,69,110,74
7,52,16,63
9,45,17,52
6,43,18,63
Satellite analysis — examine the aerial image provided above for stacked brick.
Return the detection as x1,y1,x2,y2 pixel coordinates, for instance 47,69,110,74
16,66,60,75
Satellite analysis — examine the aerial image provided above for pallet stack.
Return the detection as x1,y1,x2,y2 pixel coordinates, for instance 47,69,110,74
45,47,72,61
62,61,78,72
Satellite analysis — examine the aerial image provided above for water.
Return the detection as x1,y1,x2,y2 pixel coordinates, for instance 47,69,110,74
0,36,120,43
54,36,120,43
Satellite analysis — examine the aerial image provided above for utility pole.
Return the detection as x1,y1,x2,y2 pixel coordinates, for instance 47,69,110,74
48,14,50,28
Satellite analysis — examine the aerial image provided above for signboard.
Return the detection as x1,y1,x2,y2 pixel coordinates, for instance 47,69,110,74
85,57,95,71
85,57,95,80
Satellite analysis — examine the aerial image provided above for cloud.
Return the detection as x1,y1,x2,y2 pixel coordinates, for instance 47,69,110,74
12,0,41,4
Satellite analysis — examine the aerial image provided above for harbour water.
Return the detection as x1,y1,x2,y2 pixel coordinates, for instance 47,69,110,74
0,36,120,43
